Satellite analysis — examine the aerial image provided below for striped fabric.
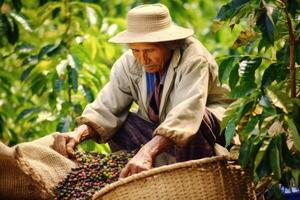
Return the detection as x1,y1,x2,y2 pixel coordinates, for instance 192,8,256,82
146,72,167,123
109,111,225,162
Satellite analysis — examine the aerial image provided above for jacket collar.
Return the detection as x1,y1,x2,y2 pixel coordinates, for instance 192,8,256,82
169,48,181,69
130,48,182,118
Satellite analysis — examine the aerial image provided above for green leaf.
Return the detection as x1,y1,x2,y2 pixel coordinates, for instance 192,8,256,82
0,14,8,36
287,0,300,18
37,2,62,24
56,117,71,132
12,0,22,12
70,2,103,24
229,81,256,98
83,85,94,103
73,104,82,115
296,23,300,33
218,57,236,84
69,67,78,92
261,63,288,88
221,93,257,131
71,44,92,63
266,87,291,113
9,13,32,32
281,133,300,169
239,137,252,167
240,58,262,82
17,108,41,121
48,91,56,109
30,73,47,95
296,42,300,65
239,135,263,168
211,20,224,34
0,0,3,7
38,43,62,59
230,57,261,97
15,43,35,53
4,15,19,44
79,140,96,152
53,73,64,92
255,151,271,179
257,37,271,53
22,55,39,66
285,116,300,152
20,65,35,81
229,63,239,89
254,137,271,175
269,138,282,180
215,0,249,21
68,54,81,69
95,143,111,154
291,169,300,188
256,9,275,45
232,30,257,49
225,118,236,147
239,116,259,141
51,7,61,19
276,44,289,64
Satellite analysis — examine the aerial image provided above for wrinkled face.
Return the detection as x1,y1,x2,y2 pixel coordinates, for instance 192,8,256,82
129,42,172,74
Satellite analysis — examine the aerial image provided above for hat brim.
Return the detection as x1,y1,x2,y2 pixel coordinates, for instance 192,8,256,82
109,24,194,43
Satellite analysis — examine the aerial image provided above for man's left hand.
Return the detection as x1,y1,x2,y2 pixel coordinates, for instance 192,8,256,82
119,135,173,179
119,146,153,178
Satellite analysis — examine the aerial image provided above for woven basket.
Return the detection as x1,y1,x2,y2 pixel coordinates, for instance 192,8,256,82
93,156,256,200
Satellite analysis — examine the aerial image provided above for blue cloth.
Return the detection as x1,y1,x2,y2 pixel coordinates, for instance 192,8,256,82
146,72,156,96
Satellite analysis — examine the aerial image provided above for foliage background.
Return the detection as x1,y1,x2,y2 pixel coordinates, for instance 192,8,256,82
1,0,300,197
0,0,234,149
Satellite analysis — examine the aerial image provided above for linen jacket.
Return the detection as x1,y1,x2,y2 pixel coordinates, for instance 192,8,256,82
77,37,231,147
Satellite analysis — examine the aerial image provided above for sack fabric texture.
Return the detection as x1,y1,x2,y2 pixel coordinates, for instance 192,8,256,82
0,133,77,200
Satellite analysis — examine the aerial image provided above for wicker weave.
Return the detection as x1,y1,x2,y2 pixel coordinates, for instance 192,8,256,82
93,156,256,200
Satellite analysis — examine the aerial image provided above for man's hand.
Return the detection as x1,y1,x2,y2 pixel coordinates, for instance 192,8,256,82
119,135,173,179
52,124,96,157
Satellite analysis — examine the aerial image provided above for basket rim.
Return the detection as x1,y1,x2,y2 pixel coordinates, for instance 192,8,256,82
92,155,230,199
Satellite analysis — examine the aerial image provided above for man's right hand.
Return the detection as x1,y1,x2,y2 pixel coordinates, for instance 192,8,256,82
52,124,96,157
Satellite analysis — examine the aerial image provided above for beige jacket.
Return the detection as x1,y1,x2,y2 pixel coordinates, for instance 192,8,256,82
77,37,231,147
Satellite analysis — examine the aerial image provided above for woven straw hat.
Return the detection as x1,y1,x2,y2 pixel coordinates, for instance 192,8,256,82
109,4,194,43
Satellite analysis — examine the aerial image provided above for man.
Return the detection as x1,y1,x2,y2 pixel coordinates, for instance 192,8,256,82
53,3,230,179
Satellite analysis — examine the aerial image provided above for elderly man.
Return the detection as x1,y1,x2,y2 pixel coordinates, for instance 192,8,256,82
53,3,230,178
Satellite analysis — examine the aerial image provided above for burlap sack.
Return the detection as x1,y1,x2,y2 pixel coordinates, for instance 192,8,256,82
0,133,78,199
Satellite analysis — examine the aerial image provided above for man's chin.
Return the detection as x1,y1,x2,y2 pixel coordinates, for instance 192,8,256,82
144,68,158,73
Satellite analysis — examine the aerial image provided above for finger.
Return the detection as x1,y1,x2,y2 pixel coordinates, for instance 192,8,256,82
119,164,131,179
53,134,68,157
66,137,79,157
131,163,148,175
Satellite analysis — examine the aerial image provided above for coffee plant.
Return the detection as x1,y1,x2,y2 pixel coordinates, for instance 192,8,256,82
215,0,300,197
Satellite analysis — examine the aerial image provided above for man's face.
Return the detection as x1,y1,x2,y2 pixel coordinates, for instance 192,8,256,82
129,42,172,74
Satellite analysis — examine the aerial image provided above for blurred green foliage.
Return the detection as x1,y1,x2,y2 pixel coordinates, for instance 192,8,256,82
0,0,235,147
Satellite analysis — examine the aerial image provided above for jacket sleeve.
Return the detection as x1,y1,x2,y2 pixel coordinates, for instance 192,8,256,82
153,55,213,148
76,56,133,143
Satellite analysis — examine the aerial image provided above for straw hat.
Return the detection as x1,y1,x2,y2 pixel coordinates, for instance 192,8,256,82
109,4,194,43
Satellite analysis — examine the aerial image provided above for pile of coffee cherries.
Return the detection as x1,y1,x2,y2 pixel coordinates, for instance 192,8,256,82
55,151,134,200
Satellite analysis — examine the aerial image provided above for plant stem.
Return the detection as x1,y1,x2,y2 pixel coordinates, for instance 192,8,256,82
67,66,72,104
64,0,71,40
282,1,296,97
64,0,72,104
